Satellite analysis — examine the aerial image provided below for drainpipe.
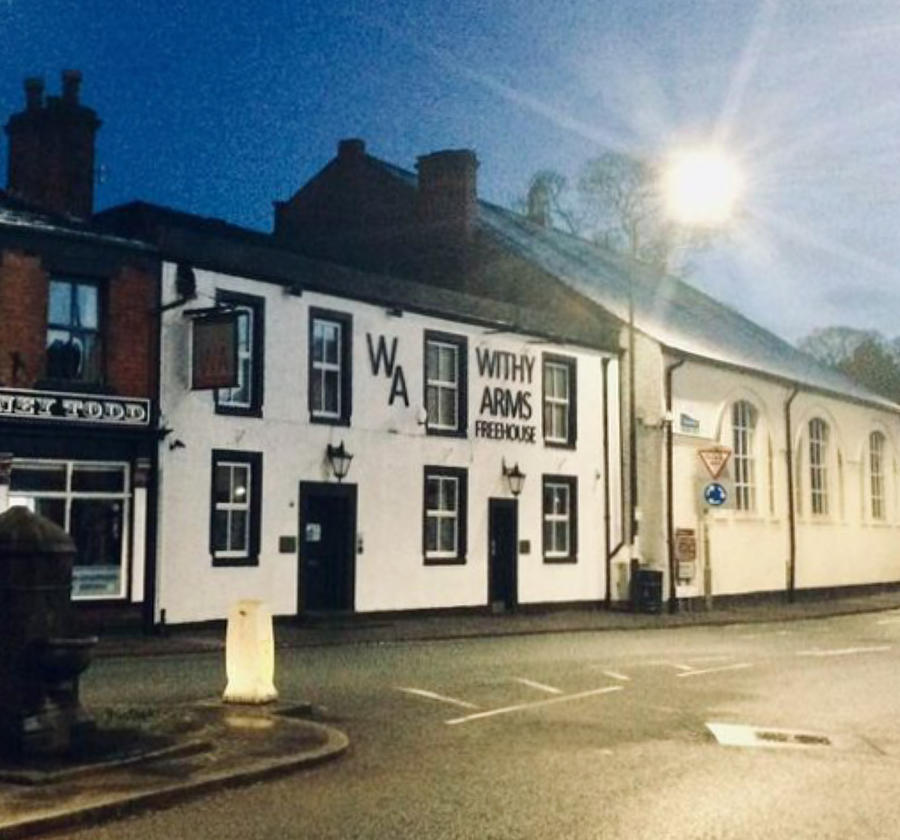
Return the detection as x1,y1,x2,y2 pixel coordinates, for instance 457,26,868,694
665,358,686,614
784,387,799,603
602,359,612,606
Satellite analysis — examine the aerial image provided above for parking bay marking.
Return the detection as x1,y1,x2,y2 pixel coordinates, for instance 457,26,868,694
512,677,563,694
445,685,624,726
676,663,753,679
396,687,480,710
795,645,891,657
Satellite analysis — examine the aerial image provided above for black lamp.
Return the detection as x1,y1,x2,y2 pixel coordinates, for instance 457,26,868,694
326,441,353,482
502,459,526,497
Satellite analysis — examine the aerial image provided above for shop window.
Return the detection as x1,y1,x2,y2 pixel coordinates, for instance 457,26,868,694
215,291,265,416
542,475,578,562
424,331,467,436
732,400,757,512
309,308,353,424
808,418,829,516
210,450,262,566
9,460,129,599
46,277,103,383
543,354,577,447
869,431,886,521
423,466,467,564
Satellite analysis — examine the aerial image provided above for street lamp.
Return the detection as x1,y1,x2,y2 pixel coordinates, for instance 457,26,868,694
502,459,526,497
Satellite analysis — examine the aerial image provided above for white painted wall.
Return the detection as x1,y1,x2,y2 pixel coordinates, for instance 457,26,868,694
156,263,619,623
670,360,900,599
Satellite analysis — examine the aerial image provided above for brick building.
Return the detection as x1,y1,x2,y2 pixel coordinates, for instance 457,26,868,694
0,73,160,626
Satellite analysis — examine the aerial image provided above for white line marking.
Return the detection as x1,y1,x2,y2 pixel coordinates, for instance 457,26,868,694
445,686,623,726
397,687,480,710
685,655,733,664
512,677,563,694
796,646,891,657
650,661,695,671
602,670,630,682
677,663,753,678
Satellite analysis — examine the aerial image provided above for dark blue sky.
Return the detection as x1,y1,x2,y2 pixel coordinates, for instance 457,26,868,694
4,0,900,342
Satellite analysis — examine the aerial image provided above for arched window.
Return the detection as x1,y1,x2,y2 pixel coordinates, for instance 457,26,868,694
732,401,757,511
869,431,886,521
808,418,829,515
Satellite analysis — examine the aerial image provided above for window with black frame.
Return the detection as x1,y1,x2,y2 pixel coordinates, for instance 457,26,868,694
46,277,103,383
210,449,262,566
424,331,467,436
309,308,353,425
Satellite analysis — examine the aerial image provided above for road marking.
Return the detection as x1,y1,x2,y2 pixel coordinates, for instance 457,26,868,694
601,670,630,682
445,686,624,726
795,645,891,657
650,661,695,671
876,618,900,625
397,687,480,710
677,663,752,678
707,722,831,750
685,655,733,664
513,677,563,694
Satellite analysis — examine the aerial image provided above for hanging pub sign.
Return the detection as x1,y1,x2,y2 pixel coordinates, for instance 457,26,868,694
191,310,238,390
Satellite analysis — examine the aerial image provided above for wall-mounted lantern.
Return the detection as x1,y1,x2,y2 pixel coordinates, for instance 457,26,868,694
326,441,353,482
502,459,526,497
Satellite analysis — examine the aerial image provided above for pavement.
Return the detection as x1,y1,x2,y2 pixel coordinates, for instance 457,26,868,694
3,588,900,838
95,586,900,658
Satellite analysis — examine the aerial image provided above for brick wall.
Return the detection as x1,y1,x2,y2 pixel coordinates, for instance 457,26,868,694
107,264,155,397
0,249,48,387
0,246,156,397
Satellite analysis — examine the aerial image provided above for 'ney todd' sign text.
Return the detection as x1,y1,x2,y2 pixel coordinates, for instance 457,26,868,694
0,388,151,426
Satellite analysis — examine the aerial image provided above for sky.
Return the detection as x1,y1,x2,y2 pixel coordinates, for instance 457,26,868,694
3,0,900,345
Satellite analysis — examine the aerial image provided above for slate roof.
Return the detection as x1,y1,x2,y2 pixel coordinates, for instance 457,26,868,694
93,201,616,351
366,156,900,412
0,190,153,252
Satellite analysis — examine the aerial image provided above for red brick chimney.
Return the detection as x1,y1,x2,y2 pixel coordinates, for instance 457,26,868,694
416,149,478,243
5,70,101,218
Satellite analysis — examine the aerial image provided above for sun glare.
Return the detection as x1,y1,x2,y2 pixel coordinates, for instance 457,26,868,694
663,147,744,226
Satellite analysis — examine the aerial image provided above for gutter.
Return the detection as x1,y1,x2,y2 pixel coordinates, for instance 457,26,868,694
665,357,686,613
785,387,800,603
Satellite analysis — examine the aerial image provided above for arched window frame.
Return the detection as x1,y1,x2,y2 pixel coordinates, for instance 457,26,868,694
731,400,758,513
868,430,887,522
808,417,830,517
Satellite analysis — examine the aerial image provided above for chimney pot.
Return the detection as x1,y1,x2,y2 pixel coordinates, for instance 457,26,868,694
61,69,82,105
338,138,366,160
24,77,44,111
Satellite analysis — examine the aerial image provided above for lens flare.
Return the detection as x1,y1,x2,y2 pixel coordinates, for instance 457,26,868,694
663,148,744,226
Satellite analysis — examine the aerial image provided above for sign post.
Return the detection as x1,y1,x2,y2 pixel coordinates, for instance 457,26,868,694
698,446,731,480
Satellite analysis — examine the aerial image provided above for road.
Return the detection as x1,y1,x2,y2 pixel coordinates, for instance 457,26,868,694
53,609,900,839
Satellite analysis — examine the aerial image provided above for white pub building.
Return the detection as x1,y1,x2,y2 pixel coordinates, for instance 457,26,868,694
100,205,623,624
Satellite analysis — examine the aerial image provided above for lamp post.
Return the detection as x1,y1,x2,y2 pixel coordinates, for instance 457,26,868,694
502,459,526,497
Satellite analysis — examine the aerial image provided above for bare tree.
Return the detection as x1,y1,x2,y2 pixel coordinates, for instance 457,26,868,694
518,151,713,276
798,326,881,367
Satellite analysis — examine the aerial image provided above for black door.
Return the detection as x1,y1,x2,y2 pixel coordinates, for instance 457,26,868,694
488,498,518,609
299,482,356,612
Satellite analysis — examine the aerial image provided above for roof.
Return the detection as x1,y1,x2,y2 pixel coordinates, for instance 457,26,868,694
0,190,154,252
94,201,616,352
363,157,899,412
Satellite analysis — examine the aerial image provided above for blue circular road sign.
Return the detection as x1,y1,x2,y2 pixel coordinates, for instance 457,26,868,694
704,482,728,506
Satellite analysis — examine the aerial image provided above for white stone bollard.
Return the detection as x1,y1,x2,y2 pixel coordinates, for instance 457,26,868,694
222,599,278,704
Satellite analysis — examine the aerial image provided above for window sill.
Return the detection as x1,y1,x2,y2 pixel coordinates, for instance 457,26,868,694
425,427,467,439
543,555,578,564
215,405,263,419
423,555,467,566
212,555,260,568
543,439,576,450
310,414,351,427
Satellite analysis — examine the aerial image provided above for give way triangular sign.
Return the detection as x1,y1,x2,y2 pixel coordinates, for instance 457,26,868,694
698,446,731,480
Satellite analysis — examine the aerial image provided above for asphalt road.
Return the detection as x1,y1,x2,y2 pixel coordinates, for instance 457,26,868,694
51,610,900,839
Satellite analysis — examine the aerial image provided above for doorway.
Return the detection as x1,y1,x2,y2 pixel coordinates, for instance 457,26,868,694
488,498,518,610
298,482,357,613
